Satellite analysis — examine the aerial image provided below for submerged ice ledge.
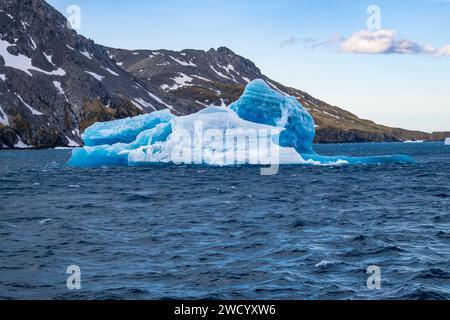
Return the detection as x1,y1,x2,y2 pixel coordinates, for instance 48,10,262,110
68,80,415,168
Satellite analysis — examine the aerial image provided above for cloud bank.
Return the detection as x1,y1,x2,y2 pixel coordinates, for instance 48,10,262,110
282,29,450,57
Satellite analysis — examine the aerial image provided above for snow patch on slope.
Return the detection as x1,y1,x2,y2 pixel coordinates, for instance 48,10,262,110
135,83,175,111
16,94,44,115
44,53,54,66
29,37,37,50
101,66,119,76
53,81,66,96
0,39,66,76
267,81,289,96
80,50,93,60
161,73,194,91
66,136,80,147
0,105,9,126
191,75,212,82
209,65,232,80
85,71,104,81
132,98,155,111
14,136,32,149
169,56,197,67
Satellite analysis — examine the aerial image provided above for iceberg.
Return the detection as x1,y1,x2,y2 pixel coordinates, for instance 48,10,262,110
68,80,415,168
445,138,450,145
69,106,310,167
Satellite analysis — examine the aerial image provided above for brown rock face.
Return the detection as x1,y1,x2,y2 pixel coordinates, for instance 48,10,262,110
79,98,144,132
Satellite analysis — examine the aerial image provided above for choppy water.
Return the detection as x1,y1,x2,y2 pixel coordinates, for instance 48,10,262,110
1,142,449,300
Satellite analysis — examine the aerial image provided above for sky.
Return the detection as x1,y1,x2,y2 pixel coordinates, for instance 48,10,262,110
47,0,450,132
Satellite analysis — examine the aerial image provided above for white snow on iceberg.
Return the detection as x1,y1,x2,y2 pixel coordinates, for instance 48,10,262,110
68,80,415,167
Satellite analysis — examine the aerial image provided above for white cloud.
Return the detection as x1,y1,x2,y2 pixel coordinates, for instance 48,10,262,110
340,29,440,55
341,29,396,54
282,29,450,57
437,44,450,56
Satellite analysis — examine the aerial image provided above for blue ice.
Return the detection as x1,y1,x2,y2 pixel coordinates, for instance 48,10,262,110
82,110,175,146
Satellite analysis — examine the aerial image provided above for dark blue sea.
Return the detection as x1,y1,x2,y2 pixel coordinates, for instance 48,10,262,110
1,142,449,300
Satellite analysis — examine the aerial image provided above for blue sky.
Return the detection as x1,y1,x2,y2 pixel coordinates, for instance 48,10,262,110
47,0,450,132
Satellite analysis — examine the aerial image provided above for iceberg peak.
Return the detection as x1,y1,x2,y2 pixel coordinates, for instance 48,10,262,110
230,80,315,154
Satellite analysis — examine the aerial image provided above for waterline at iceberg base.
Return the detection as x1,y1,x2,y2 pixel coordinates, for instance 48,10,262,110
68,80,415,167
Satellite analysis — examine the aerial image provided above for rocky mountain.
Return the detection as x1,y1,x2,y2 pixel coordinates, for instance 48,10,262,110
0,0,448,149
0,0,171,148
107,46,449,144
